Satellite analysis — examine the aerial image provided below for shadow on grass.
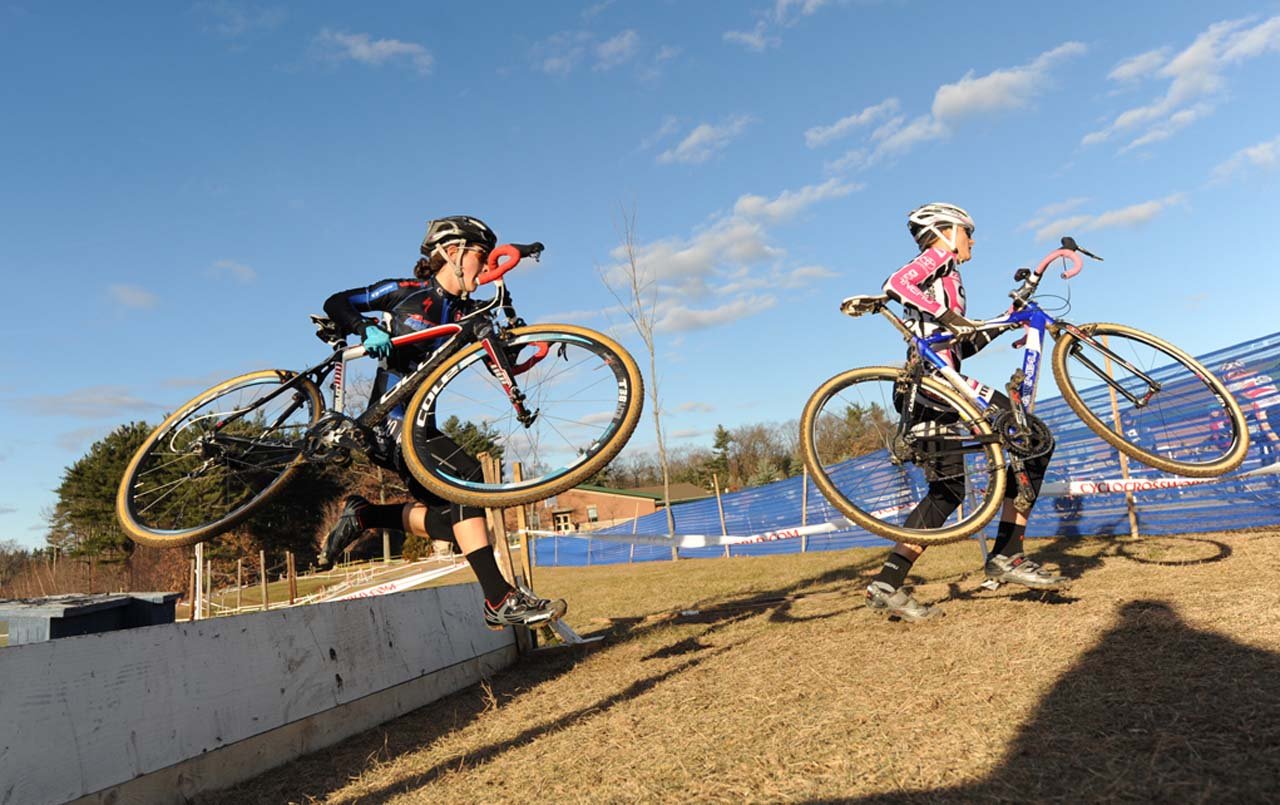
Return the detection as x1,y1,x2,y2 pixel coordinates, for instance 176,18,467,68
825,599,1280,803
328,643,739,805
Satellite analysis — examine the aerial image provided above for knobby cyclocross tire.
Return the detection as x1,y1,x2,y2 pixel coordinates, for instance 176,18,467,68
1051,322,1248,477
115,369,324,548
799,366,1007,545
401,324,643,507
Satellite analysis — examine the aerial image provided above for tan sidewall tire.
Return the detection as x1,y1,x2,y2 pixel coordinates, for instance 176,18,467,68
1051,323,1248,477
401,324,644,508
115,369,323,549
799,365,1006,545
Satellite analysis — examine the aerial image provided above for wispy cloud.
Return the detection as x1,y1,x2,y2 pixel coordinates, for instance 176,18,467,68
1085,16,1280,152
657,116,754,165
312,29,433,75
1211,134,1280,182
601,179,858,332
1108,47,1171,82
723,21,778,52
0,506,15,515
12,385,166,419
677,401,715,413
1020,197,1091,233
1026,194,1187,241
931,42,1087,120
724,0,830,51
193,1,285,37
210,258,257,283
56,425,115,452
804,98,900,148
732,177,860,222
822,43,1084,171
594,29,639,70
108,284,159,310
639,116,681,151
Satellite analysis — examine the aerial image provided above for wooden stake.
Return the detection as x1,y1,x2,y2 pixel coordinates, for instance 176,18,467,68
714,473,729,558
801,467,809,553
187,556,196,622
480,453,519,588
259,550,269,611
287,552,297,604
1103,335,1141,540
512,462,533,585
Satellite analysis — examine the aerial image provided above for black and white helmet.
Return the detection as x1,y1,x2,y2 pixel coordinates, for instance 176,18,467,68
420,215,497,257
907,202,975,250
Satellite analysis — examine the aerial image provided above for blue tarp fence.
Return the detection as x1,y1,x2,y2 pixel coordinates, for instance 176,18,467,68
534,331,1280,567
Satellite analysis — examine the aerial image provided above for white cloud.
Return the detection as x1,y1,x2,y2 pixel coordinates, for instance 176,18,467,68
194,1,286,37
108,284,159,309
594,29,639,70
1028,194,1186,241
657,116,753,165
1020,197,1090,232
1108,47,1170,81
601,180,857,333
312,29,433,75
1211,134,1280,182
931,42,1087,121
677,401,715,413
15,386,166,419
822,43,1081,172
0,506,15,515
210,259,257,283
773,0,830,21
732,178,860,222
804,98,900,148
638,115,680,151
723,21,778,52
655,296,777,333
1085,16,1280,151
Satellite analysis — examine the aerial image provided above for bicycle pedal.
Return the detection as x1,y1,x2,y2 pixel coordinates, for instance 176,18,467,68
980,578,1002,591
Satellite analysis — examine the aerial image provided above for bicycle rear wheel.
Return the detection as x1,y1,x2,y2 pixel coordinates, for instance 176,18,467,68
115,369,323,548
401,324,643,507
1051,322,1248,477
799,365,1007,545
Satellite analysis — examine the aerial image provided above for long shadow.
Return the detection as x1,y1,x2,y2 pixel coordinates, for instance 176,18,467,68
336,643,739,805
831,599,1280,803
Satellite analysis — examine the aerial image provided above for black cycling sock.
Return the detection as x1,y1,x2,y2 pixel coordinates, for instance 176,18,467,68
465,545,514,604
872,551,916,590
357,502,405,532
992,521,1026,558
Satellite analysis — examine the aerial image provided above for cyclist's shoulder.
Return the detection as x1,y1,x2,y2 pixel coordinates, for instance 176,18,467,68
888,247,956,278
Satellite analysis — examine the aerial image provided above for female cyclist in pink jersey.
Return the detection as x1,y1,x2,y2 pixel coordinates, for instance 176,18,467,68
864,203,1070,622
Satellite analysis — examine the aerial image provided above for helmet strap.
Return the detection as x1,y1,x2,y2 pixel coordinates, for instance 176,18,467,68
435,242,471,300
933,224,958,253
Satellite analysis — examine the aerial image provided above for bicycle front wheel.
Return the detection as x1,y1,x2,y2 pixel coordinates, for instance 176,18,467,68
115,369,324,548
401,324,643,507
799,366,1007,545
1051,322,1248,477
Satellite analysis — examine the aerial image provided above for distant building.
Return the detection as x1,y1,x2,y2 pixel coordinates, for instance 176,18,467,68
501,483,713,534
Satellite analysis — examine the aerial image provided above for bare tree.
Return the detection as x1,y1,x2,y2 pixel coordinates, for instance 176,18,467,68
600,206,679,557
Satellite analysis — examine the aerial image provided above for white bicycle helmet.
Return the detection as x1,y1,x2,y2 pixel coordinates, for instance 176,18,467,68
907,202,975,250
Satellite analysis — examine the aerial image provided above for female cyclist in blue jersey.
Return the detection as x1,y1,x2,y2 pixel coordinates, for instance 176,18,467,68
864,203,1070,622
317,216,564,631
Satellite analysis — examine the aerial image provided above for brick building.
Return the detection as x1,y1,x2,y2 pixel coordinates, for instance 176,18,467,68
500,483,713,534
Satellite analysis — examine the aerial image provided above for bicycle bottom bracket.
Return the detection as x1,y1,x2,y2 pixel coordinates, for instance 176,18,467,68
989,410,1054,458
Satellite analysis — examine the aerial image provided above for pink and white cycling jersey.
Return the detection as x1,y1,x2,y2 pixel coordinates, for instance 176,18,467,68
883,247,973,371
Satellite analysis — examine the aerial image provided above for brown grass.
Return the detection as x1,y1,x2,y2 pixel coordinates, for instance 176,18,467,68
200,531,1280,804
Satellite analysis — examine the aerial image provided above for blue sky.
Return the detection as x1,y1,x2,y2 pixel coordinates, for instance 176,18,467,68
3,1,1280,548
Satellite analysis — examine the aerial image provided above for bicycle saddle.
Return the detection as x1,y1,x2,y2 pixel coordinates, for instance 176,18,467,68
840,294,888,318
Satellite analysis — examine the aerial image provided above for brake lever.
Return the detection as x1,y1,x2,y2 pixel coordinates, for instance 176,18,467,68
1061,236,1103,261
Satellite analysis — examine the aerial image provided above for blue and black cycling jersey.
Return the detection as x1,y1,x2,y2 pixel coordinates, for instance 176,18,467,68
324,275,485,375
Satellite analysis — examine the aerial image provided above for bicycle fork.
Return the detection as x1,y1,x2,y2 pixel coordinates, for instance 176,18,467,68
1004,369,1037,514
481,336,539,428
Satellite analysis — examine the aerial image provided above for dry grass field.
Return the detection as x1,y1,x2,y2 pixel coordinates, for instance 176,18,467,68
203,531,1280,804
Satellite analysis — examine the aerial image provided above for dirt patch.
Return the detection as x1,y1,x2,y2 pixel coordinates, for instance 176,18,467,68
200,532,1280,803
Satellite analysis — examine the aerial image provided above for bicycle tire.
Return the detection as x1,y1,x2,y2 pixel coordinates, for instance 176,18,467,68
1051,322,1248,477
115,369,324,548
799,365,1007,545
401,324,643,507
